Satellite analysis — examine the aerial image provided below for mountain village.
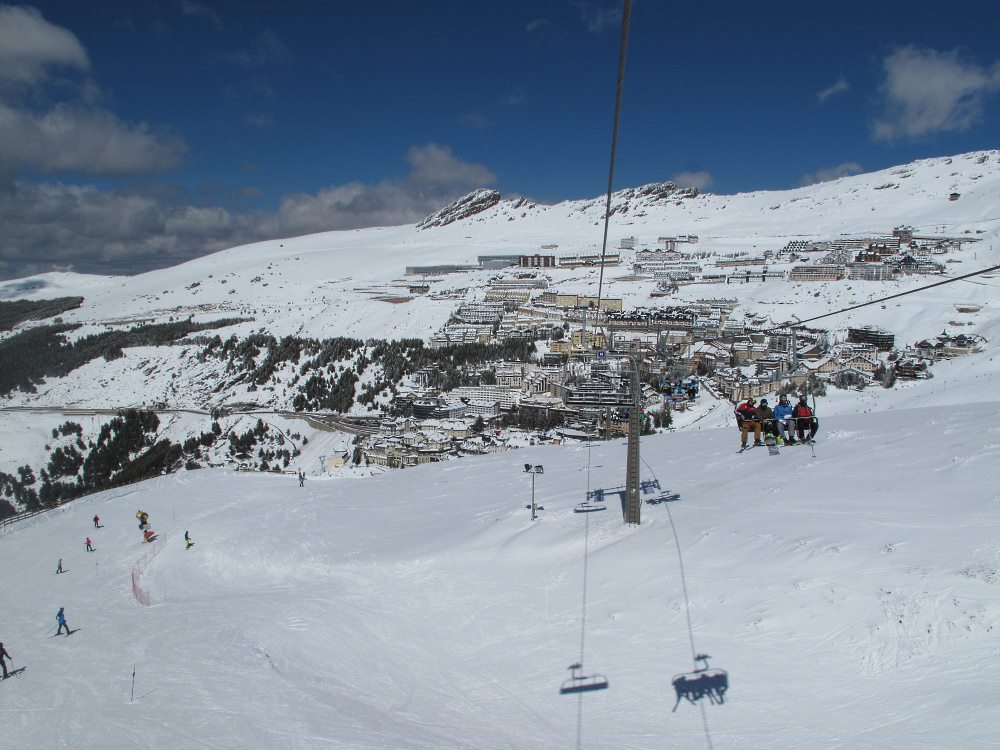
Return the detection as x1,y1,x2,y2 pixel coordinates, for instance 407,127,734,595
349,221,988,469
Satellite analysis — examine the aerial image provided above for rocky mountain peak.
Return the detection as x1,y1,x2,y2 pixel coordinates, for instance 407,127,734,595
417,189,502,229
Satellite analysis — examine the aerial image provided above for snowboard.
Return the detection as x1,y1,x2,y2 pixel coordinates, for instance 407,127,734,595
764,436,780,456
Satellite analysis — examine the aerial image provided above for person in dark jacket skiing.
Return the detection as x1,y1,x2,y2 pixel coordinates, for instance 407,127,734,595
734,397,763,449
56,558,63,574
93,514,100,528
0,641,11,678
793,396,819,443
56,607,70,636
184,530,194,550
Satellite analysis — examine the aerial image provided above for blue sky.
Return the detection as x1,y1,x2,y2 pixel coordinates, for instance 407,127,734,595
0,0,998,278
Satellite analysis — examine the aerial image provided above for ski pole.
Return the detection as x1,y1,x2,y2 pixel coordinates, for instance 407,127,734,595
811,392,818,458
131,664,136,703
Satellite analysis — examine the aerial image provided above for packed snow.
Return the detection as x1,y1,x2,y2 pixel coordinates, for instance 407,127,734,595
2,399,998,748
2,149,1000,748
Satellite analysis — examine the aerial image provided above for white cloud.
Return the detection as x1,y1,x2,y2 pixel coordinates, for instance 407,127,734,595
573,2,621,34
0,145,499,278
800,161,863,186
221,30,290,67
0,102,186,176
873,46,1000,141
459,112,491,129
500,88,525,107
180,1,223,30
817,76,849,103
0,5,89,84
525,18,549,33
0,8,186,181
405,144,496,189
245,113,275,129
671,170,713,191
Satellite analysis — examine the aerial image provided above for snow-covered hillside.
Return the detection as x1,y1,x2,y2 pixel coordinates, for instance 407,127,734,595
1,149,997,346
0,151,995,421
2,149,1000,749
1,399,998,748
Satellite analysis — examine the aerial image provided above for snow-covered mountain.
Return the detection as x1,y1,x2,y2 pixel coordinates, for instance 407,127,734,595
1,148,999,748
2,149,997,346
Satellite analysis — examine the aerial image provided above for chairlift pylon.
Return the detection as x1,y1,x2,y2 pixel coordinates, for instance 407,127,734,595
559,662,609,695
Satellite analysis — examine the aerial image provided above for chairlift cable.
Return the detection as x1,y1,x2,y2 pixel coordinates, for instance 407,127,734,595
572,0,631,683
566,5,631,746
640,456,698,665
588,0,632,350
767,263,1000,334
640,456,718,750
688,262,1000,385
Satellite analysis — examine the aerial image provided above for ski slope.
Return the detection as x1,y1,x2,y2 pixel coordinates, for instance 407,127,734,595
2,401,999,749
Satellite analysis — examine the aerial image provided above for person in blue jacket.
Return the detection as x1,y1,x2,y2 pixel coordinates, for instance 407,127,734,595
56,607,70,636
773,395,797,445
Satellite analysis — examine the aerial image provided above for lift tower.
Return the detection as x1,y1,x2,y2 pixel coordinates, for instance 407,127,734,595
625,347,642,525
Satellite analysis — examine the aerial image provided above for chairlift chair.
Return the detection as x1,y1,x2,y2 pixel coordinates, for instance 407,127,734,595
559,662,609,695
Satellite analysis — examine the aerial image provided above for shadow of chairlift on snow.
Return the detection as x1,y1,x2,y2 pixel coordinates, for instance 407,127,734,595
574,487,607,513
671,654,729,712
645,491,681,505
559,662,609,695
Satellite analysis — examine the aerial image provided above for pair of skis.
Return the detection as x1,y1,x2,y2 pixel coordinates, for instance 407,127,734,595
740,437,812,455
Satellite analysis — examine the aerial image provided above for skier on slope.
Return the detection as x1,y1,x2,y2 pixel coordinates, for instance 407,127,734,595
55,607,70,636
0,641,11,678
85,537,94,552
773,395,797,445
793,395,819,443
184,530,194,550
56,558,63,574
298,469,305,487
93,514,100,528
734,397,763,450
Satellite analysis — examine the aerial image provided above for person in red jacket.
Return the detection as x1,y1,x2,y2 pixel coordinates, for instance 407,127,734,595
734,397,763,449
85,537,94,552
792,395,819,443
